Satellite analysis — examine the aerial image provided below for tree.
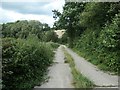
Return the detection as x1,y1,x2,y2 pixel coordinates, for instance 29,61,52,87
80,2,120,29
52,2,86,47
44,31,58,42
2,20,51,40
42,23,50,31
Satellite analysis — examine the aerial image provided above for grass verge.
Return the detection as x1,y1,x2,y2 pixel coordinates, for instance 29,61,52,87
63,48,94,88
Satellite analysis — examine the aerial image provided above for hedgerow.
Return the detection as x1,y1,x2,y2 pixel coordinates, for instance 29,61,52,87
2,35,57,90
74,13,120,73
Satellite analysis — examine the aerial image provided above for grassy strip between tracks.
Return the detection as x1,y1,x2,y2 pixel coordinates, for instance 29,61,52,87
63,47,94,88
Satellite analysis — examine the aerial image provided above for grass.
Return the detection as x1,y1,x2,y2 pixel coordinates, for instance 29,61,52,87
63,48,94,88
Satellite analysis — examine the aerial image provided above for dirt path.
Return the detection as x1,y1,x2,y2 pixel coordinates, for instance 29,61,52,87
34,46,73,89
63,45,118,87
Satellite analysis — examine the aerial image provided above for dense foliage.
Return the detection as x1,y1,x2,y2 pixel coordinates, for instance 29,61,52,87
53,2,86,47
43,30,59,42
54,2,120,73
1,20,59,89
2,35,59,89
2,20,58,41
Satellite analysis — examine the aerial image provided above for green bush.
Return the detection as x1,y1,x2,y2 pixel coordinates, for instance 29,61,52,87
74,28,119,73
2,36,55,90
46,42,59,50
99,13,120,49
74,14,120,73
43,31,59,42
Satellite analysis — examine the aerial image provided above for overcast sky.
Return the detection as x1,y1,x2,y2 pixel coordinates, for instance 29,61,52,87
0,0,65,27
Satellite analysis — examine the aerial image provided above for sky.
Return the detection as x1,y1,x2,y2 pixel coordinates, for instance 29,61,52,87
0,0,65,27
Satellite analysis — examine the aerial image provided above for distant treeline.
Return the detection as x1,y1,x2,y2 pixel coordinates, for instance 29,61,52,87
1,20,59,42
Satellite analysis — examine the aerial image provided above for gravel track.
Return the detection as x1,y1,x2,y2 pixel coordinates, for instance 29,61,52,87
34,45,119,89
34,46,73,89
64,45,118,87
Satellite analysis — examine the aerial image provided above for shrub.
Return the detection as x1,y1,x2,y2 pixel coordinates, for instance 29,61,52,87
74,28,119,73
74,13,120,73
2,36,54,90
46,42,59,50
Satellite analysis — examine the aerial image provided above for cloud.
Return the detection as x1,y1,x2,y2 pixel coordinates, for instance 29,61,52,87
1,0,58,2
2,2,52,15
0,8,55,27
1,0,65,15
0,0,65,27
43,0,65,13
